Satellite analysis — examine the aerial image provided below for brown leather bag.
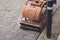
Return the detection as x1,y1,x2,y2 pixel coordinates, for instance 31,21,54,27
23,6,42,21
23,0,47,21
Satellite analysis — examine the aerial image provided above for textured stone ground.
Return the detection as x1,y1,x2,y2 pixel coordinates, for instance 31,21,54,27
0,0,39,40
0,0,60,40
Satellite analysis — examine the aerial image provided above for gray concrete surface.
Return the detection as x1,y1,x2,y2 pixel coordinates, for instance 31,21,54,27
0,0,60,40
0,0,39,40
